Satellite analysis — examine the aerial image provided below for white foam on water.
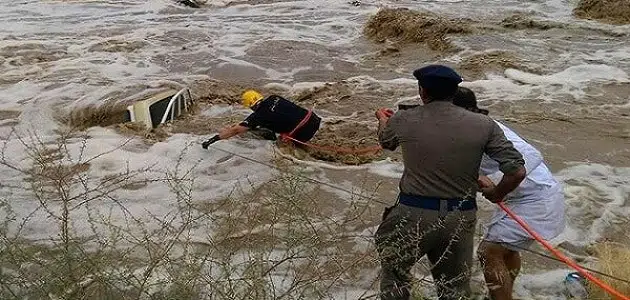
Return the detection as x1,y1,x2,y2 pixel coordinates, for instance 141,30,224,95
332,288,380,300
394,96,421,106
0,0,628,297
560,46,630,67
200,104,234,117
261,65,313,82
286,75,419,104
262,82,293,91
274,150,404,186
352,225,378,252
459,64,630,102
553,163,630,246
4,0,619,120
288,81,331,92
203,0,239,6
277,152,370,171
320,111,360,122
514,269,572,299
312,170,375,203
1,0,374,112
527,0,630,34
365,159,404,179
0,0,415,116
525,0,573,20
344,75,417,89
364,158,630,249
505,64,628,86
0,128,278,242
0,81,47,107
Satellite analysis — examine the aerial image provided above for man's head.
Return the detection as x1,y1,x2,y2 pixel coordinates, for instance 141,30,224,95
453,86,489,115
412,65,463,104
241,90,264,109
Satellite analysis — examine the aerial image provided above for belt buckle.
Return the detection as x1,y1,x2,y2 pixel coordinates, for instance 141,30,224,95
448,199,462,211
439,198,448,212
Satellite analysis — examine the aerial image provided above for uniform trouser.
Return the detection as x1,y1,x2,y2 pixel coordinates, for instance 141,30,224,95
292,114,321,144
374,204,477,300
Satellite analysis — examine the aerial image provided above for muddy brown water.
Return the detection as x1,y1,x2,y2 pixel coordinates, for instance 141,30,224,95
2,1,630,294
149,6,630,251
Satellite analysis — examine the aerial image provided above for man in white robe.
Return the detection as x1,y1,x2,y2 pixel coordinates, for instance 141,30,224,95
453,87,566,300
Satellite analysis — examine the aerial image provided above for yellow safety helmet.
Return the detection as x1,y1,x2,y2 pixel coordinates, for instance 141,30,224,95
241,90,264,108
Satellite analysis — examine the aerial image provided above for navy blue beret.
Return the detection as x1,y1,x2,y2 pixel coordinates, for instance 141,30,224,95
412,65,463,90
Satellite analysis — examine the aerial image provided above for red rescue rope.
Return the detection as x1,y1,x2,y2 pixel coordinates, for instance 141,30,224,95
281,135,382,154
279,110,383,155
499,202,630,300
281,109,313,143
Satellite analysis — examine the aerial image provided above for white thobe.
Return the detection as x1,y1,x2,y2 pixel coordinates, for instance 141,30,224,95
481,120,566,243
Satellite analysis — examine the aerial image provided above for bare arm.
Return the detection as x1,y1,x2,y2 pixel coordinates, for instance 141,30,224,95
376,109,399,151
218,124,249,140
202,124,250,149
481,166,526,202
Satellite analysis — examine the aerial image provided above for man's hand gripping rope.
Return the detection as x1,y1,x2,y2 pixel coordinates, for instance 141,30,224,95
375,108,394,120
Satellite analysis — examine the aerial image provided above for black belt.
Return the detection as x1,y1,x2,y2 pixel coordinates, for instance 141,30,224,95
398,193,477,211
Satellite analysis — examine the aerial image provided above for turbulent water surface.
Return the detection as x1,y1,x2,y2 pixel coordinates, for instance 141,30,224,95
0,0,629,299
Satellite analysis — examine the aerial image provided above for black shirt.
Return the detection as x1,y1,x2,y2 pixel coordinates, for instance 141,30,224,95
239,95,311,134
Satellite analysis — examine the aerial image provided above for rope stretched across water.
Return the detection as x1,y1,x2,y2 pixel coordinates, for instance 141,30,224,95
499,203,630,300
208,144,390,206
280,134,383,155
206,143,630,297
510,243,630,285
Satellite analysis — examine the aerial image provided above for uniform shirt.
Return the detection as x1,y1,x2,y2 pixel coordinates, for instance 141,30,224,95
480,120,559,201
379,101,525,199
239,95,310,133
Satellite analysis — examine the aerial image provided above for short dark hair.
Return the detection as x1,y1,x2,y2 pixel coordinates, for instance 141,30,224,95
453,87,489,115
422,84,459,101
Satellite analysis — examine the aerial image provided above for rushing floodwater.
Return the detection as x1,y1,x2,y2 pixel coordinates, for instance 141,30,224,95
0,0,629,299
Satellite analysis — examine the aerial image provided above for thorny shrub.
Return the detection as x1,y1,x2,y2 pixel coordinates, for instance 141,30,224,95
0,127,489,299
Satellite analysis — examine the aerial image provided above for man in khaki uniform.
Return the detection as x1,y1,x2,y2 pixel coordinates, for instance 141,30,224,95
374,65,527,300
